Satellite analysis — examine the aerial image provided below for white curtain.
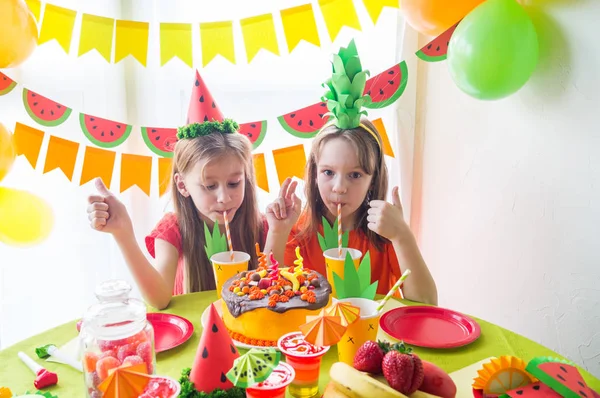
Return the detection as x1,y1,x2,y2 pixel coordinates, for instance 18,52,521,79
0,0,412,349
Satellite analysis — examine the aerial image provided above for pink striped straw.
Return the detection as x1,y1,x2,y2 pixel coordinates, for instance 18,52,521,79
337,203,342,259
223,210,234,261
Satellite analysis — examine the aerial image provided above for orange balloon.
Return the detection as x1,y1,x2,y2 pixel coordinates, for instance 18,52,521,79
0,0,38,68
401,0,485,36
0,123,16,183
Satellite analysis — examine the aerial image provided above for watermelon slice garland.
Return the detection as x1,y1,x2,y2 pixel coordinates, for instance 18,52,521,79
23,88,72,127
0,72,17,96
80,113,133,149
141,127,178,157
238,121,267,150
416,21,460,62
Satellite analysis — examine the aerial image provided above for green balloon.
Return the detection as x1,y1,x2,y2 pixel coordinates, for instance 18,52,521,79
447,0,539,100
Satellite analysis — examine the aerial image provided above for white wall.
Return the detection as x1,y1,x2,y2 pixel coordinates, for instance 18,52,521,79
411,0,600,376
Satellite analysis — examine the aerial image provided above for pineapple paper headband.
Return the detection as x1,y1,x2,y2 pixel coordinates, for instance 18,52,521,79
321,39,382,150
177,70,239,140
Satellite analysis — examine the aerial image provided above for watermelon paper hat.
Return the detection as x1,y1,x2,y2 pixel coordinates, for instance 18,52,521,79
189,303,240,393
332,251,378,300
320,39,381,149
177,70,239,140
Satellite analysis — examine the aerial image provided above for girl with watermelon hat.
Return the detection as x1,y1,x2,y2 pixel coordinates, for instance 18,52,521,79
264,40,438,306
86,71,270,309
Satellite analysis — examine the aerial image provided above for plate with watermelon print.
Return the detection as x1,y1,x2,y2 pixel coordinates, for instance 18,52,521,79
380,306,481,349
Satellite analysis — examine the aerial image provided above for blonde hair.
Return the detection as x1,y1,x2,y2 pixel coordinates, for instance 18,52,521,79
170,132,262,293
298,118,388,251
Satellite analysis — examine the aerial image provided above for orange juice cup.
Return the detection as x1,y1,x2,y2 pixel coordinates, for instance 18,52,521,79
210,251,250,299
336,297,381,365
322,248,362,298
245,362,295,398
277,332,330,398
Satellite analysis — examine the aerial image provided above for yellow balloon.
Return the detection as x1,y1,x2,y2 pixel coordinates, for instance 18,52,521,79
0,123,16,183
401,0,485,36
0,187,54,247
0,0,39,68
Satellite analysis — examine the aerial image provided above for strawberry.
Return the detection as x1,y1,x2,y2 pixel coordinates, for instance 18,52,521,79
382,342,424,395
353,340,388,374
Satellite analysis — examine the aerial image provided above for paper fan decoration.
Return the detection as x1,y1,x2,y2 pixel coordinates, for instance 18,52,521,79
299,314,348,347
226,348,281,388
98,363,150,397
324,302,361,326
472,356,536,395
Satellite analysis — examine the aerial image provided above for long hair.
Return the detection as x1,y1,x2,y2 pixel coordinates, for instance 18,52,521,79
297,118,388,251
170,132,262,293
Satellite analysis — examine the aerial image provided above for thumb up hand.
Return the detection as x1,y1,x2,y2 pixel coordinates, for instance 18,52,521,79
87,178,132,236
367,186,409,243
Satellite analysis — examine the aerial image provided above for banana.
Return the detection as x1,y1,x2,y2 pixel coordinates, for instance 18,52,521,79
329,362,407,398
280,270,300,292
323,381,351,397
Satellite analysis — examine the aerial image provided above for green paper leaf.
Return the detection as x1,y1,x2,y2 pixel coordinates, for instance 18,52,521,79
338,94,354,109
317,232,327,252
336,113,351,129
342,231,349,248
326,99,340,113
204,221,227,259
322,91,336,101
357,251,372,293
350,70,369,100
333,271,346,299
332,55,346,75
342,251,361,297
361,281,378,300
332,74,352,96
338,39,360,68
345,57,362,81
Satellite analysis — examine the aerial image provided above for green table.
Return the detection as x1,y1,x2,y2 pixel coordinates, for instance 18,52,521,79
0,291,598,397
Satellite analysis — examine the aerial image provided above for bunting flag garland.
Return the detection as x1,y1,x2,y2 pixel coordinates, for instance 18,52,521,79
2,59,406,153
23,0,399,66
415,21,460,63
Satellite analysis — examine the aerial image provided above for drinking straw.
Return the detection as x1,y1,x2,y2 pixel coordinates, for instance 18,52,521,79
223,210,234,261
337,203,342,258
376,269,411,312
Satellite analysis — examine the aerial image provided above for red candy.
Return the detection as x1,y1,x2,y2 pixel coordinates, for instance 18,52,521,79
96,356,120,380
139,378,178,398
122,355,144,367
117,343,137,362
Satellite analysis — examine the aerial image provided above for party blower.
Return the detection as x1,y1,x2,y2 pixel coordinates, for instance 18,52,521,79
17,351,58,389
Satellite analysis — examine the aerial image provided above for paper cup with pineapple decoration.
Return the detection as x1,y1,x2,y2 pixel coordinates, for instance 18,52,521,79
319,216,360,298
205,221,250,299
330,251,381,365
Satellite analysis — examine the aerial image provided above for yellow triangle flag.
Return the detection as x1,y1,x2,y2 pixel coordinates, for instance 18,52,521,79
79,14,115,62
80,146,116,188
280,4,320,53
158,157,172,197
13,122,44,169
240,14,279,63
200,21,235,66
24,0,42,22
43,135,80,181
253,153,269,193
318,0,361,42
160,23,193,67
115,20,149,66
38,4,77,53
273,144,306,185
120,153,152,195
371,118,395,158
362,0,399,24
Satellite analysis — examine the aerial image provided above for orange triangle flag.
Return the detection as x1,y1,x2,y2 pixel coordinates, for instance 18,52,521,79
253,153,269,193
158,157,172,197
299,314,347,346
371,118,394,158
120,153,152,195
13,122,44,169
272,144,306,185
80,146,116,189
44,135,79,181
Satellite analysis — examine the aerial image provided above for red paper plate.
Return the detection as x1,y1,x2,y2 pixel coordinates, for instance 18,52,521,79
147,313,194,353
380,306,481,349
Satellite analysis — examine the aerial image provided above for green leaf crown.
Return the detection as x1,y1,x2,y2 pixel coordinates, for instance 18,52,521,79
177,119,239,140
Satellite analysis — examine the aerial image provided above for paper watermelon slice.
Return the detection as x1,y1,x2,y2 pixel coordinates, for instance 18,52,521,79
238,120,267,149
23,88,72,127
141,127,177,157
525,357,595,398
416,21,460,62
363,61,408,109
80,113,132,148
0,72,16,96
189,303,240,393
277,102,330,138
499,381,562,397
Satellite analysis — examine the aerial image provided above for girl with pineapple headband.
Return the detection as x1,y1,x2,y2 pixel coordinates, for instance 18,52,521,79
265,41,437,305
87,71,268,309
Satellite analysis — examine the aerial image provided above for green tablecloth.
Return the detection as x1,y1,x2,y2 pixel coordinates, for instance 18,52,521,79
0,291,598,397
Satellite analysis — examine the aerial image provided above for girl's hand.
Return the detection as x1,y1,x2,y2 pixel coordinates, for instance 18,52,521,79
87,178,133,238
367,186,412,243
266,177,301,234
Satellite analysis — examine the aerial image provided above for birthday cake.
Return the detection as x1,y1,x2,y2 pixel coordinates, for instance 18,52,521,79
221,248,332,347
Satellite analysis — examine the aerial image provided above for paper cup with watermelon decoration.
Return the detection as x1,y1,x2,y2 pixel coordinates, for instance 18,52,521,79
318,216,357,298
23,89,72,127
